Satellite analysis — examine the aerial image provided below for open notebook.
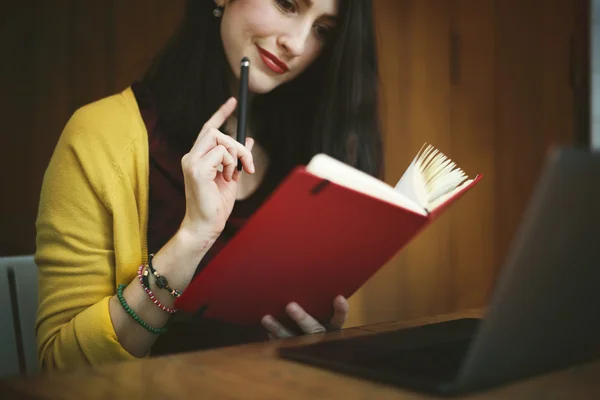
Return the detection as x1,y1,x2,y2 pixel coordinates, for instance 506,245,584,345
174,144,482,326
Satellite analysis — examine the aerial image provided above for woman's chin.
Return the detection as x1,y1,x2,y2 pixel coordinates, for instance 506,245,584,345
248,75,284,95
248,84,276,95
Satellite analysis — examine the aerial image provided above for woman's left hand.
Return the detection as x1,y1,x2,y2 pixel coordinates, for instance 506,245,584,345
261,295,349,338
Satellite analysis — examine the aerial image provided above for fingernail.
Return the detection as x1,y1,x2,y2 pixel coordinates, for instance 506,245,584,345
288,303,300,313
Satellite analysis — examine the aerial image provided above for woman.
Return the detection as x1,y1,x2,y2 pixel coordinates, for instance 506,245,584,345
34,0,383,370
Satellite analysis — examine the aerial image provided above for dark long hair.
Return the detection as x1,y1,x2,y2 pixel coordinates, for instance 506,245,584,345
143,0,384,178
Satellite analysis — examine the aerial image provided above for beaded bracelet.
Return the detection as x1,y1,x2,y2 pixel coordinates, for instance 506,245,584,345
148,254,182,298
137,264,177,314
116,284,168,335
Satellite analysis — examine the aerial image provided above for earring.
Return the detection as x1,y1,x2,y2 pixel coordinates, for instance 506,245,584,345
213,0,223,18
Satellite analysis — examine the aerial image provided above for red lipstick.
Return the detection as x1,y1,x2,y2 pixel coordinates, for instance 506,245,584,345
256,46,289,74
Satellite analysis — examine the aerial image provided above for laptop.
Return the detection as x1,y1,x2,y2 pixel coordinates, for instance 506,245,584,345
278,147,600,396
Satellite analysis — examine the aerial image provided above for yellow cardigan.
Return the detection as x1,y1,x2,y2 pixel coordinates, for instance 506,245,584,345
35,87,150,370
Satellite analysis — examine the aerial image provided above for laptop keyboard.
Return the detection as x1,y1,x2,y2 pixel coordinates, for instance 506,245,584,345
357,338,472,380
280,318,480,384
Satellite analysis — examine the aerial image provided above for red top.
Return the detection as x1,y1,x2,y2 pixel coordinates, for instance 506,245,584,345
131,82,284,355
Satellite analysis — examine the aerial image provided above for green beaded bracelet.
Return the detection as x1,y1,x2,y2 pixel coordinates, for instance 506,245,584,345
116,284,168,335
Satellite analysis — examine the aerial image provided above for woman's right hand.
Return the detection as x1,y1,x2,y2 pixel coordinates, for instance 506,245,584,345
180,97,255,241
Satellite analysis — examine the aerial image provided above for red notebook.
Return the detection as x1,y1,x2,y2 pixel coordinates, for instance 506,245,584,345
174,144,482,326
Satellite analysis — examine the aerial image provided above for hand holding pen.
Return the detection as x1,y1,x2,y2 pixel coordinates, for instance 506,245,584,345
178,56,254,241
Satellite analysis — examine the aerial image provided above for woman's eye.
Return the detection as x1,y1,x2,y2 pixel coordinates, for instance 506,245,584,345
274,0,297,13
314,24,332,42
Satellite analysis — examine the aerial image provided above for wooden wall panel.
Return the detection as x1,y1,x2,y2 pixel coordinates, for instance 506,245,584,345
1,1,72,257
67,1,114,110
397,0,455,320
573,0,591,147
493,0,575,274
113,1,185,90
0,1,184,257
450,0,496,310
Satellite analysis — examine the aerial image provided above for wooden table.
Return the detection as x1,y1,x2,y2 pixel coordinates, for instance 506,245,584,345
2,309,599,399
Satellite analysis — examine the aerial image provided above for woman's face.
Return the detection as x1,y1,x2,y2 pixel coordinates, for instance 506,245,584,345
219,0,339,94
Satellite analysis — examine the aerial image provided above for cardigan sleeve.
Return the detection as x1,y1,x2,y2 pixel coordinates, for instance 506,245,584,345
34,109,139,370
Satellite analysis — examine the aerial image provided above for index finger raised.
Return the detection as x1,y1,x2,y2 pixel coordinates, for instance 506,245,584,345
201,97,237,133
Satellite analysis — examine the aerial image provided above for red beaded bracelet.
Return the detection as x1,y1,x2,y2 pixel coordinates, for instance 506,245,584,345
137,264,177,314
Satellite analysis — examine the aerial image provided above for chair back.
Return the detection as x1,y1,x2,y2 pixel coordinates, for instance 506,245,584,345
0,255,38,378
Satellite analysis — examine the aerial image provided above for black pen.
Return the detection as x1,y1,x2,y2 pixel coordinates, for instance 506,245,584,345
237,56,250,171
